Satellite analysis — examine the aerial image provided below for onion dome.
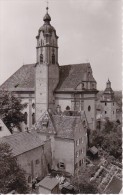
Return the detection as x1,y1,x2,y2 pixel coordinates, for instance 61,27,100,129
43,12,51,22
36,7,58,38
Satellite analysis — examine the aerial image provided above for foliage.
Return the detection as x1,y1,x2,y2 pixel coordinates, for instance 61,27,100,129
0,90,26,133
0,142,29,194
91,120,122,162
114,91,122,112
71,166,99,194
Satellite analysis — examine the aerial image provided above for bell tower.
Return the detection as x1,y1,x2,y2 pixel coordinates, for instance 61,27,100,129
35,7,59,121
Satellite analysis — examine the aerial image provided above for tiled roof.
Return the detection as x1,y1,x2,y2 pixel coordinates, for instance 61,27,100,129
0,63,96,92
52,115,83,139
0,131,44,156
35,111,86,140
0,64,35,91
55,63,96,92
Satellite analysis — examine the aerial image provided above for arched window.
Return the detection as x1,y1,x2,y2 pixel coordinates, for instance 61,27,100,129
83,120,86,128
88,105,91,112
41,39,42,46
32,103,35,109
40,54,43,63
66,106,70,110
52,54,55,64
28,176,31,183
24,112,27,124
32,113,35,125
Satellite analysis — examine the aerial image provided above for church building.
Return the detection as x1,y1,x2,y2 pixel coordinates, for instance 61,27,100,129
0,7,98,132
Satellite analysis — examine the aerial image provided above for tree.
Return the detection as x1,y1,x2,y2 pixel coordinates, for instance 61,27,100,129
71,166,99,194
91,120,122,162
0,142,29,194
0,90,26,133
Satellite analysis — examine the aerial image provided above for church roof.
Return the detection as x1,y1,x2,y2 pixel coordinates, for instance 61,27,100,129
55,63,96,92
0,63,96,92
0,131,44,156
0,64,35,91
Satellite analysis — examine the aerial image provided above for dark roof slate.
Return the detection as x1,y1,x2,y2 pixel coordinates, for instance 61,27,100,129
0,63,96,92
56,64,96,91
0,64,35,91
0,131,44,156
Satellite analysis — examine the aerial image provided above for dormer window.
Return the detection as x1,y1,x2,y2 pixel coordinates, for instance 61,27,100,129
42,115,49,127
40,54,43,63
52,54,55,64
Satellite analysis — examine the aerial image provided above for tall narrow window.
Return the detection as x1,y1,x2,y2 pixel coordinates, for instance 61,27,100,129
52,54,55,64
88,105,91,112
40,54,43,63
32,113,35,125
41,39,42,46
24,112,27,125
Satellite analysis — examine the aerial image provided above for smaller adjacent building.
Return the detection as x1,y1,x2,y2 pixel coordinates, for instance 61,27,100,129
35,110,88,175
0,131,52,184
37,175,59,194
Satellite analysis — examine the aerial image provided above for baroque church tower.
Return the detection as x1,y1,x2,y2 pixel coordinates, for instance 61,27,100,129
101,79,116,121
35,7,59,121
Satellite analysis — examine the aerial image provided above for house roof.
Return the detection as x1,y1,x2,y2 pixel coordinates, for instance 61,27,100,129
37,176,59,190
35,111,87,140
0,131,44,156
0,64,35,91
0,63,97,92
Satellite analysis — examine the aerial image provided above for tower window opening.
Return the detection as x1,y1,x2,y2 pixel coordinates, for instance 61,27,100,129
88,105,91,112
105,102,107,106
41,39,42,46
105,111,107,114
52,54,55,64
40,54,43,63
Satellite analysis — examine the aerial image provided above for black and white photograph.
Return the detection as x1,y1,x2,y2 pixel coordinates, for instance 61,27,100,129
0,0,122,194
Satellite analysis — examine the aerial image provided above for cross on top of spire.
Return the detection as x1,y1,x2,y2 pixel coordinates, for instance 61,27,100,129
46,0,49,13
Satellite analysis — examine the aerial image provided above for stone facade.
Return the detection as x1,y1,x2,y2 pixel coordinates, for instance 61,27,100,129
0,132,52,184
35,111,88,175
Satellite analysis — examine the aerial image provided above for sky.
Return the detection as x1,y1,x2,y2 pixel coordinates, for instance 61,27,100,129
0,0,122,90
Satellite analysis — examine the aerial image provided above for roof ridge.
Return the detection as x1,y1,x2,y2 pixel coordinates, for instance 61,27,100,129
60,63,90,67
23,63,35,66
52,114,80,118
